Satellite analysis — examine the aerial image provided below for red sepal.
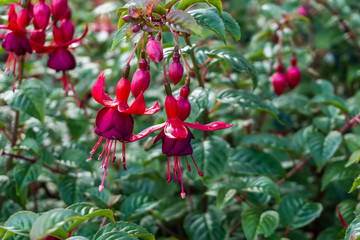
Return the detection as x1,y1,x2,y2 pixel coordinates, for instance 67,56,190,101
91,73,117,107
130,123,166,141
183,121,234,131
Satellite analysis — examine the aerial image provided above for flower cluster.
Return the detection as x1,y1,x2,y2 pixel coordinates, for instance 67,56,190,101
89,31,233,198
272,56,302,96
0,0,87,104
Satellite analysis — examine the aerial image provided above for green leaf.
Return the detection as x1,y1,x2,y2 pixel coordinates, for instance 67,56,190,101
221,11,240,41
243,177,280,202
321,161,359,191
189,9,226,43
0,211,38,239
112,24,129,49
58,177,88,206
349,175,360,193
95,222,155,240
217,187,236,210
14,163,42,195
337,199,357,224
85,187,112,209
188,87,208,122
29,209,80,240
60,149,91,171
218,89,279,121
165,0,179,8
346,150,360,167
120,193,158,220
242,209,279,240
1,79,46,122
260,3,285,19
184,208,225,240
191,136,230,183
306,131,343,169
95,232,137,240
345,216,360,240
230,148,285,176
93,2,120,15
278,195,323,230
67,237,90,240
166,10,201,35
207,49,258,89
177,0,222,15
309,94,349,113
241,133,292,151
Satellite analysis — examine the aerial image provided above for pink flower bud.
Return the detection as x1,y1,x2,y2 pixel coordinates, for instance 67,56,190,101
51,0,68,21
60,19,74,42
146,35,163,63
297,5,309,16
131,24,140,33
130,59,151,98
176,86,191,121
169,53,184,85
122,15,133,23
286,57,301,89
272,64,287,96
165,95,178,119
60,7,71,20
33,0,51,30
17,9,28,28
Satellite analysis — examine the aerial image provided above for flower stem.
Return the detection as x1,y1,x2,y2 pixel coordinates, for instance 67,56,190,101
126,33,145,65
183,34,203,87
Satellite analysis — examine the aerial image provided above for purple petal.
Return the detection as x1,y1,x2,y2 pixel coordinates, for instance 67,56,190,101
47,48,76,71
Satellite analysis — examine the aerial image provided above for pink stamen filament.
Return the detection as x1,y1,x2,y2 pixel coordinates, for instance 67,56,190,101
122,141,126,170
4,53,13,72
101,140,111,167
99,140,113,192
87,137,103,161
68,74,80,106
166,157,171,183
185,156,191,171
191,155,203,176
99,139,109,160
112,141,117,163
178,156,186,199
12,56,17,91
62,71,69,95
173,156,177,180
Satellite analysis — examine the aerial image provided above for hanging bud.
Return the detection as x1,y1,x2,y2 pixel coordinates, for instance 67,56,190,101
272,64,287,96
130,59,151,98
146,35,163,63
33,0,51,30
122,15,134,23
60,7,71,20
131,24,140,33
60,19,74,42
169,52,184,85
51,0,68,22
286,57,301,89
176,86,191,121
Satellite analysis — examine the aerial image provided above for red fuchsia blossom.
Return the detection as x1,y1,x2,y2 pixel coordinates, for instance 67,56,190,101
0,4,32,91
88,69,160,192
131,85,233,198
30,18,88,105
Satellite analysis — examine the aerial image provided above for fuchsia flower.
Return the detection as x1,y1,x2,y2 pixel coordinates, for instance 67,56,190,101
88,70,160,191
131,85,233,198
30,14,88,105
1,4,32,91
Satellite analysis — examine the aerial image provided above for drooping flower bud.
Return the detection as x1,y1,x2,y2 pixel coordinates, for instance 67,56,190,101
286,57,301,89
169,53,184,85
33,0,51,30
146,35,163,63
131,24,140,33
297,5,309,16
51,0,68,22
176,86,191,121
272,64,287,96
60,19,74,43
130,59,150,98
60,7,71,20
122,15,134,23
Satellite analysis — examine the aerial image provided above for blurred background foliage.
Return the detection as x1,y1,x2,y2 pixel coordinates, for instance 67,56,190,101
1,0,360,239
